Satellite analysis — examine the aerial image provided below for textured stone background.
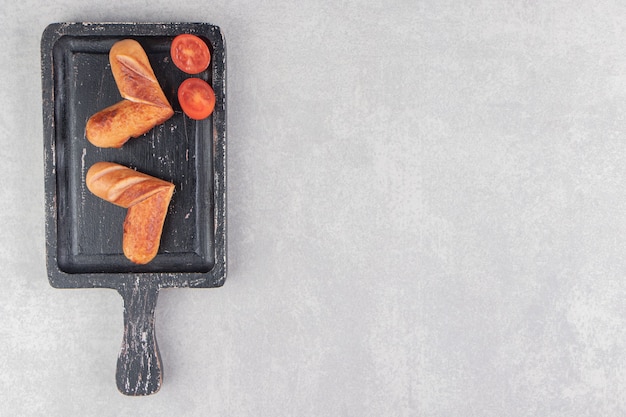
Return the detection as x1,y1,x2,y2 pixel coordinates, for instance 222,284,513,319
2,1,626,415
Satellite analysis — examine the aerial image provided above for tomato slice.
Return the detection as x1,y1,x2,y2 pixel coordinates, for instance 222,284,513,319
170,34,211,74
177,78,216,120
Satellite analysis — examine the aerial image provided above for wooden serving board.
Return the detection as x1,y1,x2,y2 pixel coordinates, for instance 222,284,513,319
41,22,227,396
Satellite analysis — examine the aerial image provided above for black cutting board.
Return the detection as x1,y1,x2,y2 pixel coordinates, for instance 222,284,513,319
41,22,227,395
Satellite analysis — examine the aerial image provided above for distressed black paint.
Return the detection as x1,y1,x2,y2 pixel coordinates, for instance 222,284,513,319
41,22,227,396
117,279,162,395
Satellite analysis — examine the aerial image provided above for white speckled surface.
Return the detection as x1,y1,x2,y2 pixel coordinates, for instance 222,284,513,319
2,1,626,415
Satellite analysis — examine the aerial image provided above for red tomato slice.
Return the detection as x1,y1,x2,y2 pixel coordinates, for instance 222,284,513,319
178,78,216,120
170,34,211,74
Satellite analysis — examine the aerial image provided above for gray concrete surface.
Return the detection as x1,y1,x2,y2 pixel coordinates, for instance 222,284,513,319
2,1,626,415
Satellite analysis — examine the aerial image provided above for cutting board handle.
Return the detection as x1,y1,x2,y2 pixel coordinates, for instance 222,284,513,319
116,280,162,396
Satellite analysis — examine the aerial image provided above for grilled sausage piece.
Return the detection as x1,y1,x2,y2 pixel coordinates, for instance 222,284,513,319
86,162,175,264
85,39,174,148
